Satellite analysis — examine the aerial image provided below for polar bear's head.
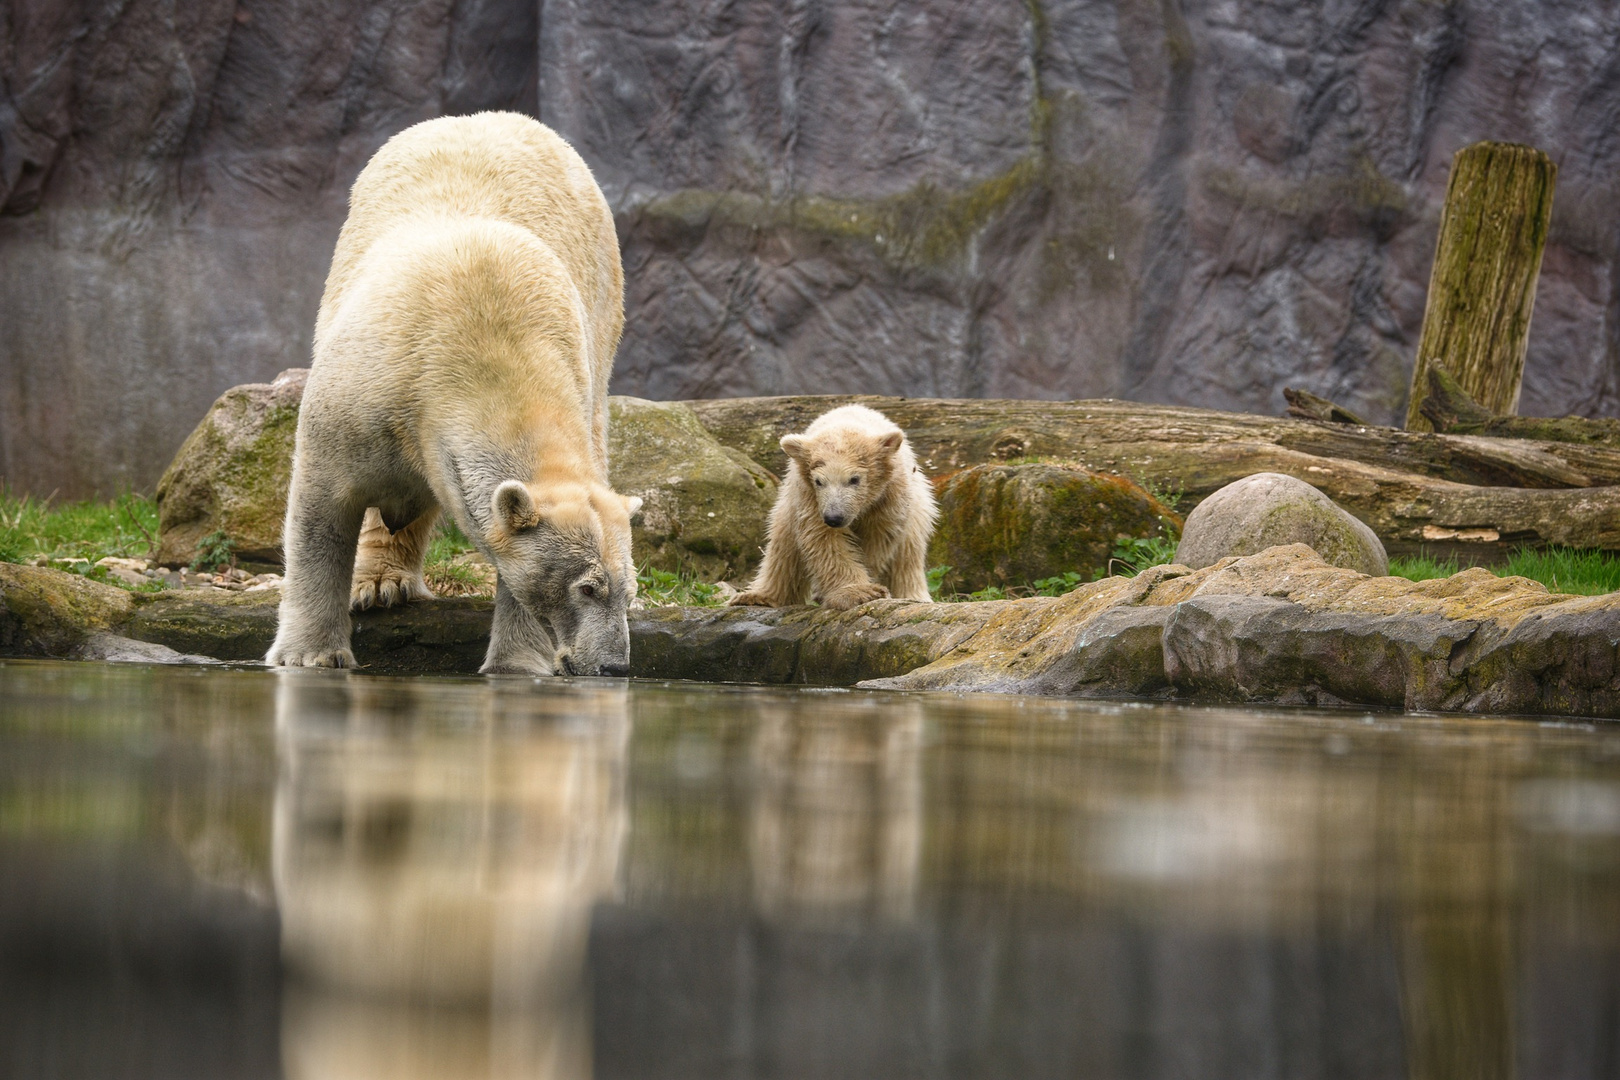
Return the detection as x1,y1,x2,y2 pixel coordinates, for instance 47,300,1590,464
781,424,905,530
488,480,642,676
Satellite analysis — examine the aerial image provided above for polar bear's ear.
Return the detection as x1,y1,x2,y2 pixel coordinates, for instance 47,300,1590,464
622,495,643,519
780,434,808,462
493,480,541,533
878,431,903,453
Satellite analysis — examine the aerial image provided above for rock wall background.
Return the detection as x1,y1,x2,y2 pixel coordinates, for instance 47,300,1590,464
4,0,1620,497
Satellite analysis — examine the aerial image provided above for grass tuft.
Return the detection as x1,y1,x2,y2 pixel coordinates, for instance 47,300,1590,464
1499,547,1620,595
1,489,159,567
1387,553,1461,582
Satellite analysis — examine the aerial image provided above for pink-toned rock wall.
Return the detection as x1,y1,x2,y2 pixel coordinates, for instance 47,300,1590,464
4,0,1619,497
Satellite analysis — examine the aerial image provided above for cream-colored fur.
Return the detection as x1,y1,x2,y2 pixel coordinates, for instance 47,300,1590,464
731,405,937,610
267,112,640,676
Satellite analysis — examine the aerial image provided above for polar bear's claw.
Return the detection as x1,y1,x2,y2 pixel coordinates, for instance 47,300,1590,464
267,643,357,669
351,571,431,611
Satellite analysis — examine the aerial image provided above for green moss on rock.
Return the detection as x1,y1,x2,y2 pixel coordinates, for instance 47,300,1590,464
155,370,306,567
0,563,135,656
928,464,1182,593
608,398,778,581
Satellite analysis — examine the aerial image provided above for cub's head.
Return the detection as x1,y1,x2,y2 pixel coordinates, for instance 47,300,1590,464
780,425,905,529
487,479,641,676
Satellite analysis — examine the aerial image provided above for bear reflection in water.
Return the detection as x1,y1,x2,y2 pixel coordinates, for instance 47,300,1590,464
272,675,629,1080
268,678,935,1080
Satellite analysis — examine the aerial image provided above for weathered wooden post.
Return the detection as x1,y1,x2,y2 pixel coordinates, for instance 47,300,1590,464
1405,141,1556,432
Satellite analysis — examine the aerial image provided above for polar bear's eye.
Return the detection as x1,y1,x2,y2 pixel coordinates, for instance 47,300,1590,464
848,476,859,486
579,583,597,598
814,477,824,487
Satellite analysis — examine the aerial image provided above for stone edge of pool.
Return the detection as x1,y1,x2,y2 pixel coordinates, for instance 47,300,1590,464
3,544,1617,719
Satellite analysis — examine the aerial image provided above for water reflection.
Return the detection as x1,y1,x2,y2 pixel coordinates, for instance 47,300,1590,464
273,674,627,1080
3,662,1620,1079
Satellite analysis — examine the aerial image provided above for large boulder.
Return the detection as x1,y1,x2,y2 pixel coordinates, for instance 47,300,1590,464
607,398,777,581
1175,473,1388,577
928,464,1182,593
154,370,306,568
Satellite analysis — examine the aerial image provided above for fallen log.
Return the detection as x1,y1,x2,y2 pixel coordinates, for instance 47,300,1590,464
1283,387,1368,426
1421,365,1620,448
684,395,1620,558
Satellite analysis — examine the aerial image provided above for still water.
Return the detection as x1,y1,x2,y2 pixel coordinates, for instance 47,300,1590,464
2,659,1618,1079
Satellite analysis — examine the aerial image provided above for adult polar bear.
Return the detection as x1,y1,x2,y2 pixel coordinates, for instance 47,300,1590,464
267,112,641,676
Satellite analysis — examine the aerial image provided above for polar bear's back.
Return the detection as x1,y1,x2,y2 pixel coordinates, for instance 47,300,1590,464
319,112,622,379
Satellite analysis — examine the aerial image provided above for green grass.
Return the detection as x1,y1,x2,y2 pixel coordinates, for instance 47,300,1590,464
1390,547,1620,595
1500,547,1620,595
0,489,158,564
1386,553,1461,582
0,489,164,592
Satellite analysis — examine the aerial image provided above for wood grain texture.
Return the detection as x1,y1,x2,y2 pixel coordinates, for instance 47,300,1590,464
1406,141,1556,431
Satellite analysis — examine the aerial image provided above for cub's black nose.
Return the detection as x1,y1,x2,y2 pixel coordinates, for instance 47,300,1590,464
823,514,846,528
599,662,630,677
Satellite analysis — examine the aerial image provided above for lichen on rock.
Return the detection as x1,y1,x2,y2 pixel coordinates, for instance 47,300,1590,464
608,397,778,581
1174,472,1387,576
155,369,306,567
929,463,1181,592
0,563,135,656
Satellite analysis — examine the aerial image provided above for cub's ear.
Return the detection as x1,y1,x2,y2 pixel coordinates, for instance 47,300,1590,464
780,434,808,462
492,480,541,533
622,494,644,518
878,431,904,453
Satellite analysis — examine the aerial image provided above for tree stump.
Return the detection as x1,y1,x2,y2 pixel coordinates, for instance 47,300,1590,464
1405,142,1556,432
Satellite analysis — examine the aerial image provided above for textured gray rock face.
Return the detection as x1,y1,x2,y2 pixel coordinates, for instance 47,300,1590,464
0,0,538,498
1175,472,1388,575
6,1,1620,498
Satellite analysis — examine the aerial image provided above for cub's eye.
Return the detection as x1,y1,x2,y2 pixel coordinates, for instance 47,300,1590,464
814,477,824,487
579,583,597,598
848,477,859,486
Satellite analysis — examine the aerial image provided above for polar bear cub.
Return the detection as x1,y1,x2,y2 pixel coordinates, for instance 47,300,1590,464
730,405,937,610
266,112,641,676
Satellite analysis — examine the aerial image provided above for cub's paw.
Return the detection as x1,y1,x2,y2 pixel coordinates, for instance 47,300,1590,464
351,570,431,611
266,642,357,669
728,591,776,607
820,582,891,611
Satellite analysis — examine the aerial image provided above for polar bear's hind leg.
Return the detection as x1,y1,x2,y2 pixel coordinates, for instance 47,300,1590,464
351,507,439,610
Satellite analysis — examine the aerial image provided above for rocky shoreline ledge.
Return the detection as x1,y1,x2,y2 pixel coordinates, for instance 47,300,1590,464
5,545,1616,719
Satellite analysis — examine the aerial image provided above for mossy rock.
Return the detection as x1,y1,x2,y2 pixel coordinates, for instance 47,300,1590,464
1174,472,1388,576
608,397,777,581
928,464,1182,593
0,563,135,656
155,369,306,567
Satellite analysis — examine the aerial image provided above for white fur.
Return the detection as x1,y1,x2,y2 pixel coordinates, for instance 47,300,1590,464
731,405,937,611
267,113,639,675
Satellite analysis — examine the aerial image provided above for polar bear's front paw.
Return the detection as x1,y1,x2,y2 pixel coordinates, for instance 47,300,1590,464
819,582,891,610
351,569,431,611
728,590,776,607
266,641,357,668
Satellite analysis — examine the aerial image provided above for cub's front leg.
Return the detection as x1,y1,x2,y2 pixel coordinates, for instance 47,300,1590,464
266,470,366,668
806,529,889,611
